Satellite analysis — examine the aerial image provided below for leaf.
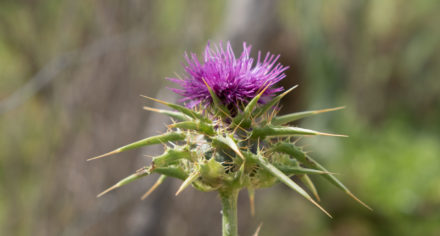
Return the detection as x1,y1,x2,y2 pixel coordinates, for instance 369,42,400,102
153,166,188,180
244,85,269,115
202,78,231,117
143,106,191,121
212,135,244,160
272,142,372,210
141,175,167,200
175,170,201,196
300,174,320,201
141,95,208,122
271,106,345,126
275,165,330,175
253,85,298,118
169,120,215,136
152,148,192,167
248,153,332,218
232,86,269,129
251,125,348,139
88,132,186,161
97,167,150,197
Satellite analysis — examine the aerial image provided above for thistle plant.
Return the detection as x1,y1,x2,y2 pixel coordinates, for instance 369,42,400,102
89,42,371,236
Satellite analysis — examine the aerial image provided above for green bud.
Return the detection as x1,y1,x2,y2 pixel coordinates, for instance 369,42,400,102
200,158,228,187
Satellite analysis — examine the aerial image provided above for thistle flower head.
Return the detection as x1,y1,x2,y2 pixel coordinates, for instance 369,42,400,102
91,42,371,228
169,41,288,110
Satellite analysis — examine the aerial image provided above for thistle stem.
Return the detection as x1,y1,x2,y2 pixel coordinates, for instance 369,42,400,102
220,189,239,236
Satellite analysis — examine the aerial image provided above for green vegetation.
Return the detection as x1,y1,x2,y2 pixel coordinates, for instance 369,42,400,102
0,0,439,235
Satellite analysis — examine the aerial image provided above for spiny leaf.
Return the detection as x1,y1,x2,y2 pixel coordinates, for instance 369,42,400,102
253,85,298,118
88,132,186,161
143,106,191,121
275,165,331,175
152,148,192,167
141,175,167,200
300,174,320,201
271,142,372,210
153,166,188,180
251,125,348,139
191,179,217,192
232,85,270,129
271,106,345,126
244,85,269,114
175,170,201,196
169,120,215,136
212,135,244,160
97,167,150,197
249,153,332,218
140,95,207,122
202,78,231,117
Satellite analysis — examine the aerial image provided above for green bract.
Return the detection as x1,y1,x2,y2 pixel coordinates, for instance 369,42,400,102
90,85,371,221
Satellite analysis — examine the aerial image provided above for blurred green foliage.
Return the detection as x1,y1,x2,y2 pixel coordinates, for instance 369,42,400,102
1,0,439,235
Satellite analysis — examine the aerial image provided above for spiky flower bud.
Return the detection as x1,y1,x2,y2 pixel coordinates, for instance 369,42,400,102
91,42,370,235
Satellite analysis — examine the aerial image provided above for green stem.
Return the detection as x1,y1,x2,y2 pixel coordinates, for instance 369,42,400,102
219,189,239,236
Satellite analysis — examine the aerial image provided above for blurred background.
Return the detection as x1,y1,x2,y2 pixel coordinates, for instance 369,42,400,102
1,0,439,235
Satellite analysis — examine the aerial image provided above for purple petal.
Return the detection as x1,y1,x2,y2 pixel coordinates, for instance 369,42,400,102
169,41,288,109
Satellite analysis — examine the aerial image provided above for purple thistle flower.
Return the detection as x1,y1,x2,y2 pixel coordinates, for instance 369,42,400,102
169,42,289,111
